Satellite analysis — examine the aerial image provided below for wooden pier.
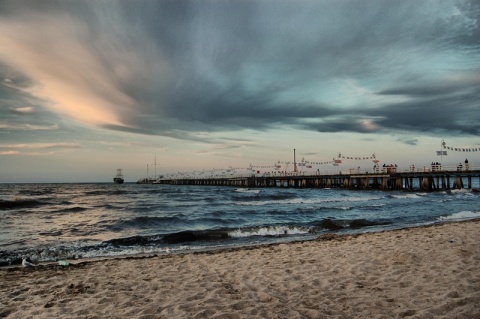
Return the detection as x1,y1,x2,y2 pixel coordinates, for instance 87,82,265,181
153,169,480,192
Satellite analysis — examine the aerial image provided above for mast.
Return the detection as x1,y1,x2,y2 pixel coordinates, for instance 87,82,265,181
293,149,297,173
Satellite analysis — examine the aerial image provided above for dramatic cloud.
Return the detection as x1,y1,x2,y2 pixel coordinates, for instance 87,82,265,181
1,0,478,142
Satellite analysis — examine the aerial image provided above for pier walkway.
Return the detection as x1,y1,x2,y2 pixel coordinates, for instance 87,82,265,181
154,168,480,192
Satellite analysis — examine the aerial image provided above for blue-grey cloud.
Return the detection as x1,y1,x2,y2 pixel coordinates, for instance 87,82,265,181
0,0,479,143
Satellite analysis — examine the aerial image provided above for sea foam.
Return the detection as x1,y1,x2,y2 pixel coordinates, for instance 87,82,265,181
438,211,480,221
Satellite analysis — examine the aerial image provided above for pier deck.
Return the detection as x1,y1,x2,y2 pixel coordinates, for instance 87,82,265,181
153,169,480,191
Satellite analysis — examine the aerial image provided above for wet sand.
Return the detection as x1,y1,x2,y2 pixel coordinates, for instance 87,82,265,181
1,220,479,318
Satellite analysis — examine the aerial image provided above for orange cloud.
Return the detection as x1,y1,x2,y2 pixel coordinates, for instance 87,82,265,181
0,142,81,156
0,123,58,130
0,151,19,155
0,12,159,128
0,143,80,150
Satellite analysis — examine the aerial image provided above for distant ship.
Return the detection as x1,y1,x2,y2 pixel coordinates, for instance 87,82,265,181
113,169,124,184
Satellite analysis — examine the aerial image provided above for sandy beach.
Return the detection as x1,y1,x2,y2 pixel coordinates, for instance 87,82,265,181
1,220,479,319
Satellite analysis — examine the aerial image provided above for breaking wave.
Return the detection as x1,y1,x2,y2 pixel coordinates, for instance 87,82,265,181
437,211,480,221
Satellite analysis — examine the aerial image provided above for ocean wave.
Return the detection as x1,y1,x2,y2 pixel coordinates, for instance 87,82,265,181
114,216,182,229
0,241,179,266
105,229,231,247
437,211,480,221
110,189,130,195
52,206,88,213
314,218,390,231
297,203,385,213
237,196,382,206
105,218,390,248
289,206,350,214
0,199,47,210
162,230,229,243
445,188,472,195
0,243,90,266
105,224,313,247
38,230,63,237
233,192,297,202
388,193,425,199
234,188,260,194
229,225,310,238
83,190,108,196
105,235,160,246
17,189,54,196
0,216,401,266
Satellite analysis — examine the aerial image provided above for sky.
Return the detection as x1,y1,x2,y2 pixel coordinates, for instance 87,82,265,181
0,0,479,183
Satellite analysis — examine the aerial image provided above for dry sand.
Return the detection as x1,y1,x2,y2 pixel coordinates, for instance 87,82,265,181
1,220,479,319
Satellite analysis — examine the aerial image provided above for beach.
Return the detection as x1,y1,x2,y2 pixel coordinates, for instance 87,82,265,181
1,220,479,319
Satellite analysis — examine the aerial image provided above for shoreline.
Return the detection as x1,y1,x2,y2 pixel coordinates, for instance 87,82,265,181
1,219,479,318
1,218,476,269
1,218,478,269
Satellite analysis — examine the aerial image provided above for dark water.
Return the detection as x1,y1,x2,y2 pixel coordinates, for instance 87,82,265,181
1,182,479,266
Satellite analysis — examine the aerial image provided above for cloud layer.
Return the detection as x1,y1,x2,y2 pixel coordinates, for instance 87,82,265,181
1,0,479,143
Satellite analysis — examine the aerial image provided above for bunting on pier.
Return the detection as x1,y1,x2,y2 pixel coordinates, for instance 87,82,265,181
337,153,377,161
294,160,337,166
252,159,338,170
436,140,480,156
442,145,479,153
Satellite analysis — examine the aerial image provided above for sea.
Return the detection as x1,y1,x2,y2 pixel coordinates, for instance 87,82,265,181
1,182,479,266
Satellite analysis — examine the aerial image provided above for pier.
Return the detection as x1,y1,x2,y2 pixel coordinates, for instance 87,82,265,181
153,168,480,192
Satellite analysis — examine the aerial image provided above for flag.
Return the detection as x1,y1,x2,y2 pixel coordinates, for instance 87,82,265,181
436,151,447,156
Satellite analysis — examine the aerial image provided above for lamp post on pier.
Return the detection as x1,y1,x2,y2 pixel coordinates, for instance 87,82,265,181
441,139,446,168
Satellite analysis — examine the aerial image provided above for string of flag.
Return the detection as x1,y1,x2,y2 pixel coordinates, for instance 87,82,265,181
250,153,382,170
443,145,479,152
437,140,479,155
337,153,378,163
250,160,336,170
173,152,387,176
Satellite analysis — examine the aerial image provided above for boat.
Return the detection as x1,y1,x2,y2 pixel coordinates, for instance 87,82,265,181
113,169,124,184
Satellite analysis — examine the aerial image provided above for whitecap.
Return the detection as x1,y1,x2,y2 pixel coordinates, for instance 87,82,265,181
438,211,480,221
234,188,260,194
229,226,309,238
